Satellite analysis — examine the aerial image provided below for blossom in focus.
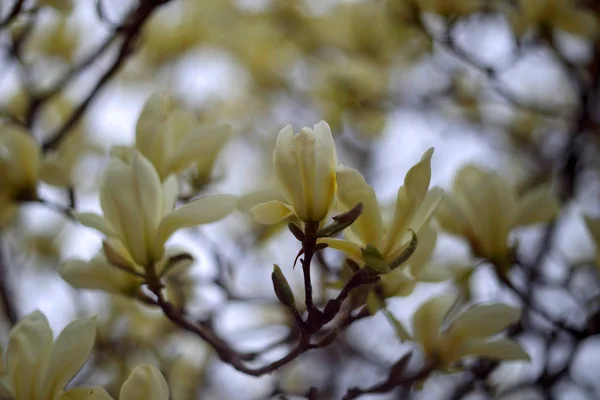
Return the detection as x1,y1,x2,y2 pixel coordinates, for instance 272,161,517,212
320,148,443,275
113,93,232,182
0,311,97,399
436,165,558,270
412,294,529,370
251,121,338,224
73,152,236,269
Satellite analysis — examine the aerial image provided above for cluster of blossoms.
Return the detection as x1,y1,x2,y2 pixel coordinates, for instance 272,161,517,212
2,92,576,395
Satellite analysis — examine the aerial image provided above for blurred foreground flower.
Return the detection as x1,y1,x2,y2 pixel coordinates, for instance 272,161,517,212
436,165,558,273
252,121,338,224
70,152,236,273
0,311,96,399
412,294,529,370
0,126,69,225
56,364,169,400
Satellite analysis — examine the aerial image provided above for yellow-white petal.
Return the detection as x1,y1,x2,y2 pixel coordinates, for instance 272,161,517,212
156,194,237,250
447,303,521,340
100,157,145,264
462,338,530,361
412,293,457,355
58,387,114,400
73,213,115,237
132,153,164,260
513,187,559,227
336,166,383,250
317,237,363,264
39,157,71,187
60,255,142,295
41,316,97,398
120,365,169,400
383,148,434,257
435,195,471,237
251,200,294,225
136,94,173,179
407,224,437,278
6,311,53,400
172,124,232,177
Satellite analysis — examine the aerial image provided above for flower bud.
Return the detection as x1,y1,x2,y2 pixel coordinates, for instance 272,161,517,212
271,264,296,309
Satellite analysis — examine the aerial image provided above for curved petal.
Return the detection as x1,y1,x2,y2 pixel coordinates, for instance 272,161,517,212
132,153,164,261
447,303,521,340
60,256,142,295
120,365,169,400
172,124,232,177
412,293,457,357
336,167,383,250
383,148,434,257
435,194,470,236
73,213,115,237
513,187,559,227
100,157,145,264
461,338,530,361
58,387,114,400
39,158,71,187
407,224,437,278
251,200,294,225
156,194,237,249
318,237,364,264
41,316,97,398
6,311,53,400
161,175,179,216
135,93,173,179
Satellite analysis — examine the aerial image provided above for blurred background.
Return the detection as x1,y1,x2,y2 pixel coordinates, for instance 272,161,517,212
1,0,600,398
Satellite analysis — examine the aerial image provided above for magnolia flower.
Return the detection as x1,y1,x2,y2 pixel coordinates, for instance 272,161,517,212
252,122,338,224
58,364,169,400
0,126,69,225
413,294,529,369
114,93,232,182
0,311,96,399
73,152,236,270
436,165,558,269
320,148,443,274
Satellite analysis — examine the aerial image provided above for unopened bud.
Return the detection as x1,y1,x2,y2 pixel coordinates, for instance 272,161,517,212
271,264,296,309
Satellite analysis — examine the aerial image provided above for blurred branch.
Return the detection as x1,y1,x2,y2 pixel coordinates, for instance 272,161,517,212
42,0,171,151
0,234,17,326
